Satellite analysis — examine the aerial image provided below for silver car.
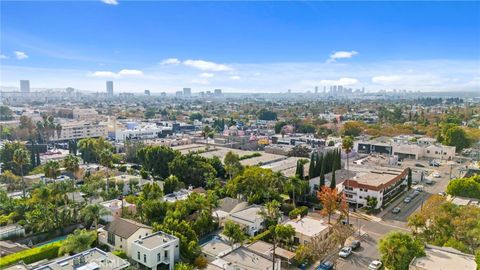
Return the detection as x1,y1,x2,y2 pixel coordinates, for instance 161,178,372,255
338,247,352,258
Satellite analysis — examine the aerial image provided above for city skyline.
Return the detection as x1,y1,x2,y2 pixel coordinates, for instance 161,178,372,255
1,1,479,93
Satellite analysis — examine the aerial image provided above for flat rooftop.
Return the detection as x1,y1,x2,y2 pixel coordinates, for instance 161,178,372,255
229,205,263,223
34,248,129,270
283,216,329,237
200,237,232,257
211,246,274,270
410,245,476,270
134,231,178,249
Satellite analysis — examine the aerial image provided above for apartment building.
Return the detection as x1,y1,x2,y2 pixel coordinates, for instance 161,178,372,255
131,231,180,270
342,167,408,209
51,121,108,142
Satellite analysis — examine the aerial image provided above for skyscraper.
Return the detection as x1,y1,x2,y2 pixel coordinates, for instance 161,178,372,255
183,88,192,97
144,89,151,96
106,81,114,96
214,89,222,96
20,80,30,93
315,86,318,94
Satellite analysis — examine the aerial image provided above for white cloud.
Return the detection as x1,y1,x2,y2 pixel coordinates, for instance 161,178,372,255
0,54,7,59
320,77,359,86
229,75,241,80
372,75,403,84
90,71,118,78
183,59,233,72
160,58,180,65
118,69,143,77
191,79,210,85
329,50,358,62
101,0,118,5
14,51,28,60
200,72,215,78
90,69,143,78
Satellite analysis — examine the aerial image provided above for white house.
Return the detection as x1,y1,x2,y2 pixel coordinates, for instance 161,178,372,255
99,199,136,222
227,205,265,236
131,231,180,270
98,218,152,257
211,246,281,270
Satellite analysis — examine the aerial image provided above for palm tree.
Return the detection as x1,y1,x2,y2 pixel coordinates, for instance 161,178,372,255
13,148,30,198
44,160,60,181
342,136,354,174
55,123,62,140
81,204,110,245
99,149,113,191
64,154,80,181
285,176,303,208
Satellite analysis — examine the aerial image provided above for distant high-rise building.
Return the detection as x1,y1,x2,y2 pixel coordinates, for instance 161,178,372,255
314,86,318,94
183,88,191,97
176,91,183,97
20,80,30,93
66,87,75,94
214,89,222,96
106,81,114,96
144,89,151,96
287,89,292,94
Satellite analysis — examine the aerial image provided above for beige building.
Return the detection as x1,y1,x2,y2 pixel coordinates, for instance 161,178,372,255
72,108,104,121
98,218,152,257
51,121,108,141
283,216,329,245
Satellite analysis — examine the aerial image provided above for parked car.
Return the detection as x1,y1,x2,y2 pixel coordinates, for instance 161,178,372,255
413,185,424,192
430,161,440,167
338,247,352,258
438,192,446,196
433,172,441,178
404,196,412,203
412,191,420,197
392,207,401,214
425,179,435,185
317,261,334,270
368,260,383,270
415,163,426,168
349,240,361,250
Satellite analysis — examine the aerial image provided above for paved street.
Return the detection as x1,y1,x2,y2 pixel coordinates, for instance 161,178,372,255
334,160,465,270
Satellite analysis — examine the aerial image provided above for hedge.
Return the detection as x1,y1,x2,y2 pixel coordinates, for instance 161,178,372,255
247,229,271,244
239,152,262,161
0,242,62,268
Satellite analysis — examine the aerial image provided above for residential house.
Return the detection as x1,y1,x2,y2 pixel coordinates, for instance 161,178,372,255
283,216,330,245
0,225,25,240
131,231,180,270
227,205,265,236
33,248,129,270
98,218,152,257
99,199,136,222
210,246,281,270
212,197,248,226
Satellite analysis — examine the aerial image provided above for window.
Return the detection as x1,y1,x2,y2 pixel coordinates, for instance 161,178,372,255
107,232,115,245
144,254,146,263
137,252,140,260
164,250,169,259
157,253,161,262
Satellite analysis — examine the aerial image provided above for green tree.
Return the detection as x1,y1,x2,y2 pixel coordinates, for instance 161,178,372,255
44,160,60,180
169,153,216,187
285,176,304,208
224,151,243,180
275,224,295,247
137,145,178,179
99,149,113,190
163,175,185,194
80,204,110,244
13,148,30,198
443,126,470,152
378,232,425,270
174,263,194,270
342,136,353,173
446,175,480,200
189,112,203,122
60,229,96,255
223,220,246,247
257,109,277,121
342,121,364,137
407,168,413,190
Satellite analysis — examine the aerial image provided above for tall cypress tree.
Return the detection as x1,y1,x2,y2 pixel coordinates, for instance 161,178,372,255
320,154,326,187
308,154,316,179
336,149,342,171
36,148,41,166
330,158,336,189
315,153,323,178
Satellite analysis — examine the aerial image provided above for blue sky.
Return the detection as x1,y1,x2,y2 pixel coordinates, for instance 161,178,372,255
1,1,479,92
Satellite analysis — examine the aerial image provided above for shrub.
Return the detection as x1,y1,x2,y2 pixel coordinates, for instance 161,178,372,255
239,152,262,160
248,229,271,244
281,203,295,217
288,206,309,219
112,250,127,259
0,242,62,268
118,165,127,172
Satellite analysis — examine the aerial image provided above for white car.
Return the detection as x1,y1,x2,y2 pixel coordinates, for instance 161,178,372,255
433,172,441,178
368,260,383,270
338,247,352,258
